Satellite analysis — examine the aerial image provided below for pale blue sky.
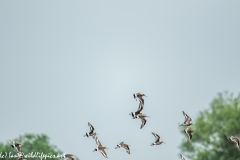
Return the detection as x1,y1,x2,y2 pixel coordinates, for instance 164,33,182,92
1,0,240,160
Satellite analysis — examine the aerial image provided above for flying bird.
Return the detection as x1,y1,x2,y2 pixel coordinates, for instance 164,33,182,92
129,101,144,119
183,128,194,142
93,137,109,158
115,142,130,154
229,136,239,150
150,132,165,146
180,111,193,126
180,154,185,160
61,153,74,160
17,151,24,160
9,140,22,152
84,122,98,139
133,93,147,104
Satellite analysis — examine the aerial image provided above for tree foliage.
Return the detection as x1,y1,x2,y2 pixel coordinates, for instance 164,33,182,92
179,92,240,160
0,133,79,160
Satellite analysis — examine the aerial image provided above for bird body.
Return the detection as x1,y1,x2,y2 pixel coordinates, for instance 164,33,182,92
183,128,194,142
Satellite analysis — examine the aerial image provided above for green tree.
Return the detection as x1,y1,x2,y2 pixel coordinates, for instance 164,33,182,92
0,133,79,160
179,92,240,160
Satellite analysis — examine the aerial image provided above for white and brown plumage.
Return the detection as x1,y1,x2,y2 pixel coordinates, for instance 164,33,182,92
61,153,74,160
93,137,109,158
133,93,147,104
115,142,130,154
17,151,24,160
136,113,149,129
9,140,22,152
229,136,240,149
129,101,144,119
180,111,193,126
183,128,194,142
150,132,165,146
84,122,98,139
180,154,185,160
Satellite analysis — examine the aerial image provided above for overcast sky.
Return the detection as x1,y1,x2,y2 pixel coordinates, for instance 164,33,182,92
1,0,240,160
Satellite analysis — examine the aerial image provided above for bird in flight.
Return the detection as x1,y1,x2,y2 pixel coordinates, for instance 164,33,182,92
150,132,165,146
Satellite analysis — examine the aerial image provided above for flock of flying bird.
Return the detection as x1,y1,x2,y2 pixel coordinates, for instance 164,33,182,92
8,92,240,160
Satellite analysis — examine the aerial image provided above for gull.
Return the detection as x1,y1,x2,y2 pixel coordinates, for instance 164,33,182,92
115,142,130,154
180,111,193,126
84,122,98,139
129,101,144,119
180,154,185,160
150,132,165,146
133,93,147,104
229,136,239,150
183,128,194,142
61,153,74,160
93,137,109,158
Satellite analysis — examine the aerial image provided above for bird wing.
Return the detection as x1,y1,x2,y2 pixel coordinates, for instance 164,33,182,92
88,122,94,134
182,111,192,124
100,150,108,158
188,132,193,140
139,97,144,104
151,132,160,141
180,154,185,160
95,137,102,146
16,146,21,152
140,118,147,129
123,145,130,154
135,101,144,114
232,137,240,145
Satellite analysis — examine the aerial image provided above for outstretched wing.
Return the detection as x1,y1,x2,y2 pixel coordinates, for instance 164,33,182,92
180,154,185,160
139,97,144,104
135,101,144,114
140,118,147,129
124,145,130,154
231,136,240,146
88,122,94,134
95,137,102,146
151,132,160,141
182,111,192,124
100,150,108,158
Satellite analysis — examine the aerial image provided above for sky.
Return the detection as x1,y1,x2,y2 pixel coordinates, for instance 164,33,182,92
0,0,240,160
